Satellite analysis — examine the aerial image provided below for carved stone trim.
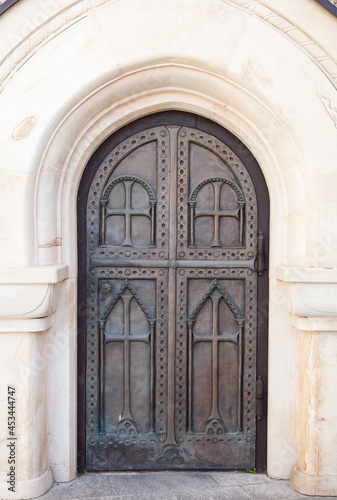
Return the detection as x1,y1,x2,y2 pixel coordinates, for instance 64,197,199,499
0,0,110,88
1,0,336,91
0,316,53,333
0,264,68,284
227,0,337,84
276,264,337,283
291,315,337,332
0,468,53,500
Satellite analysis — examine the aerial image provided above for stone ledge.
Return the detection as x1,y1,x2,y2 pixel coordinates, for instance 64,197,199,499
277,265,337,319
291,314,337,332
0,316,53,333
0,264,68,284
276,265,337,283
0,265,68,320
291,464,337,496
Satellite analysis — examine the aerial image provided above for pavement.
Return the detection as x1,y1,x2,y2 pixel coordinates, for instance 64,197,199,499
37,471,337,499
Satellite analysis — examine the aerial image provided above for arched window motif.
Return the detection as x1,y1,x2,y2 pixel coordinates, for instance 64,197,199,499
188,177,245,248
187,280,245,435
100,176,157,247
98,280,156,436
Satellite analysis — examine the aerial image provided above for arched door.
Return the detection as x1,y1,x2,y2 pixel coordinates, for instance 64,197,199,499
77,112,269,471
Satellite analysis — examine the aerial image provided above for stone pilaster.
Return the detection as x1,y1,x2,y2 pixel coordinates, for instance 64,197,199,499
0,265,67,499
277,266,337,496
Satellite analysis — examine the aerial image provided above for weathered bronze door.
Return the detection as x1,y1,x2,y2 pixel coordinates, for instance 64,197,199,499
80,113,268,471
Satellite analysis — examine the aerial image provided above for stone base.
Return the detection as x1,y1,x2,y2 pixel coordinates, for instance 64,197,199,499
0,468,53,500
291,464,337,496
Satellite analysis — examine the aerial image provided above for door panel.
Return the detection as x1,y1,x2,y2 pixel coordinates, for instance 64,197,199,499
84,119,260,471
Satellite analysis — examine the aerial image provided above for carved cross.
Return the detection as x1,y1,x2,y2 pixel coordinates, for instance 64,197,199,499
192,290,239,424
193,181,240,247
187,280,245,434
105,180,153,246
98,280,155,433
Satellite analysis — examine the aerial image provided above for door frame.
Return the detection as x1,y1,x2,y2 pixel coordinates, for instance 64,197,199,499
77,111,269,472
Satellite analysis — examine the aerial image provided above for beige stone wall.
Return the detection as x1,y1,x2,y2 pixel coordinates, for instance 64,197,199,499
0,0,336,497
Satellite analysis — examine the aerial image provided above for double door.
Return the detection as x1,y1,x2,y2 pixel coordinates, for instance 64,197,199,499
84,118,262,470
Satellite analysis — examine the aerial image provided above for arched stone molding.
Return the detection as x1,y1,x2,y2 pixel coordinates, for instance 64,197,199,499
1,1,337,498
37,65,306,271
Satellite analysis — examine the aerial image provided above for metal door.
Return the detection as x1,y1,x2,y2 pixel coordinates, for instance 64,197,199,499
82,115,266,471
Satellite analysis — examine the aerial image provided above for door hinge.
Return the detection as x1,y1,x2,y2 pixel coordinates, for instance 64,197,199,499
256,376,265,420
256,232,265,275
